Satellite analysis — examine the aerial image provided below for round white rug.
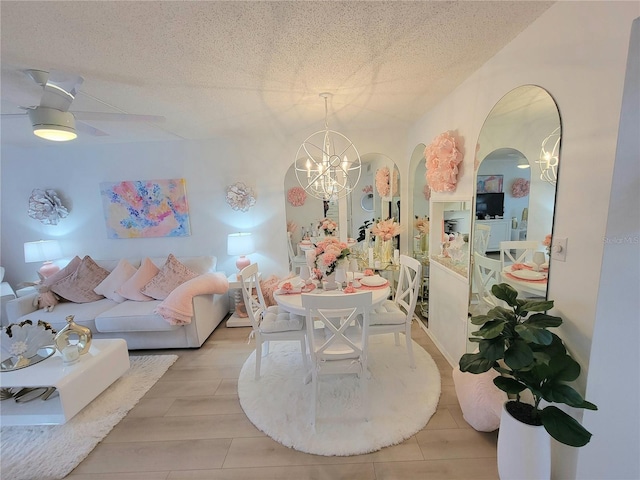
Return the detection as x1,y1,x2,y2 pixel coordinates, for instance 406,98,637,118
238,333,441,456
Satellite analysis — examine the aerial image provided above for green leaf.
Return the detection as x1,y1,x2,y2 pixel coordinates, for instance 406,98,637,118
541,383,585,407
494,376,526,395
519,300,555,313
473,320,506,339
548,354,581,382
504,339,534,370
470,314,491,326
492,283,519,306
515,324,553,345
479,338,505,362
526,313,563,328
459,353,494,374
541,406,593,447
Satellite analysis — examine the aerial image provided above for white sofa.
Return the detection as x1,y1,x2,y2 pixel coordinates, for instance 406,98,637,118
4,256,229,350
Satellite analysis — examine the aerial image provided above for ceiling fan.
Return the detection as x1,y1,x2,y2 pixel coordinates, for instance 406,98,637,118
1,69,165,141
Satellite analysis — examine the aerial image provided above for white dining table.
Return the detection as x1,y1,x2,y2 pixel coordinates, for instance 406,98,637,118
274,283,391,316
501,265,547,297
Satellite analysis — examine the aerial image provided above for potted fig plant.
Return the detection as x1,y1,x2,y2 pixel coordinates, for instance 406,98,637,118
459,283,597,479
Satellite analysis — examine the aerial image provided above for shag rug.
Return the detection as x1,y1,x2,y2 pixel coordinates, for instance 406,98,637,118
1,354,178,480
238,334,441,456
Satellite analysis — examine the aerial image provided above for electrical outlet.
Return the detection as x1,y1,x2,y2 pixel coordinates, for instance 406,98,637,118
551,237,568,262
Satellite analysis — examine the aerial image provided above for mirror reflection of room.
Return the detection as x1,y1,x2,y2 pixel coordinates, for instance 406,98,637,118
469,85,560,323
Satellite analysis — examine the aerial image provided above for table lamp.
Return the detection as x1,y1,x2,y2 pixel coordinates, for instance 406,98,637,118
24,239,63,278
227,232,255,276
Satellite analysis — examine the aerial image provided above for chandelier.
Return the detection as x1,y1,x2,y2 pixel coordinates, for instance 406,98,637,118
536,126,560,185
294,93,361,201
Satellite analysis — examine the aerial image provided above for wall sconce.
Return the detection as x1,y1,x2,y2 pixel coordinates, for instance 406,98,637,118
24,240,63,277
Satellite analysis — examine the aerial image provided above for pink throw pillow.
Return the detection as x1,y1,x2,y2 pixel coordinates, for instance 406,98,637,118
117,258,159,301
51,256,110,303
94,259,138,303
141,254,199,300
42,256,82,287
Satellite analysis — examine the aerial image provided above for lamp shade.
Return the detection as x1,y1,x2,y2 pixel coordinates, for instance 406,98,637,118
227,233,254,256
24,240,62,263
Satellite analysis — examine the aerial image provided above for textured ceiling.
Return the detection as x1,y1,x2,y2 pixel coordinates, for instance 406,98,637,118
0,1,553,148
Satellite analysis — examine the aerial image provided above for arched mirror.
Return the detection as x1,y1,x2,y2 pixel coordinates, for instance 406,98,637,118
469,85,560,324
284,154,400,254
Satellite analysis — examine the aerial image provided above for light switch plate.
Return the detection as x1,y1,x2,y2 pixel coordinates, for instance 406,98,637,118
551,237,568,262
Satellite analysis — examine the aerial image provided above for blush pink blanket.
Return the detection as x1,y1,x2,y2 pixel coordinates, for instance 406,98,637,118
155,273,229,325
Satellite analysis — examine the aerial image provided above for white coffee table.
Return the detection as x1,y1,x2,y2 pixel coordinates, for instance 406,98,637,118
0,338,130,426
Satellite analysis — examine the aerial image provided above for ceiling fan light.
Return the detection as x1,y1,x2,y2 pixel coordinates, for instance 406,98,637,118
29,107,77,142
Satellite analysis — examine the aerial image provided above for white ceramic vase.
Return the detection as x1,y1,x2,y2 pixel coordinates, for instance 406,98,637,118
497,402,551,480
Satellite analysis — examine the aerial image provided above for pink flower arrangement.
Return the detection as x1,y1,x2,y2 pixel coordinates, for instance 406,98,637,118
511,178,530,198
318,217,337,235
371,218,401,241
307,237,350,277
423,183,431,200
375,167,391,197
364,269,374,276
281,282,294,292
543,234,552,254
414,216,429,234
424,131,463,193
287,187,307,206
344,284,357,294
362,185,373,194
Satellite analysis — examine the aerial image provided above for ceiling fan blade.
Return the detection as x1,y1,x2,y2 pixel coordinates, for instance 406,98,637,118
72,111,165,123
0,112,29,119
39,69,84,112
76,120,109,137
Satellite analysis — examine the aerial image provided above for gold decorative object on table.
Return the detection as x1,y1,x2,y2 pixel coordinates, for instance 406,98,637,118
54,315,92,364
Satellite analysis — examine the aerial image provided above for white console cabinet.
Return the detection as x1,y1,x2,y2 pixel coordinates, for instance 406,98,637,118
476,219,510,252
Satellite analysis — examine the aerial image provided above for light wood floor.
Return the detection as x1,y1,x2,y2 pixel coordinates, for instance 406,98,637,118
67,319,498,480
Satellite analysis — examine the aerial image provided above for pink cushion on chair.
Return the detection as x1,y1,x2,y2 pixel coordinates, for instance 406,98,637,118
117,257,159,301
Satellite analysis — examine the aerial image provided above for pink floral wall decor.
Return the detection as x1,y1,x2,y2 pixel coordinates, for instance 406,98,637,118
375,166,391,197
511,178,530,198
424,131,463,192
287,187,307,206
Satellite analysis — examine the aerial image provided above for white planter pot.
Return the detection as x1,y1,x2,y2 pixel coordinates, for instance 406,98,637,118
497,402,550,480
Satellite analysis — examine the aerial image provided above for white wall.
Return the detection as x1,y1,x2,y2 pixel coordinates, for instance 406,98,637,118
407,2,639,478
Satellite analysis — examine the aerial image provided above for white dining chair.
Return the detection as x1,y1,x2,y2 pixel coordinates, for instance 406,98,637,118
499,240,540,269
240,262,308,380
302,291,372,428
473,223,491,255
473,252,506,310
368,254,422,368
287,232,308,274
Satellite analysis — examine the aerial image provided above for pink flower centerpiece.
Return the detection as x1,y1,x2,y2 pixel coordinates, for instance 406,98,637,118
318,217,337,236
424,131,463,193
371,218,401,241
306,237,350,279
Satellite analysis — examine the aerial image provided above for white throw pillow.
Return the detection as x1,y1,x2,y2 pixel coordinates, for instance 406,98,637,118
94,259,137,303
